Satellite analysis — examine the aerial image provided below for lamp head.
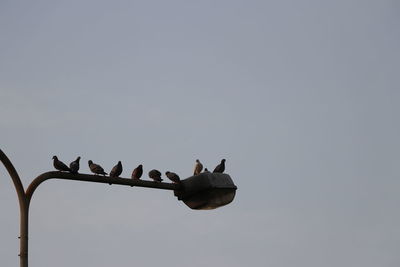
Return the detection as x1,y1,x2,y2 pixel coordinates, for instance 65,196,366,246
174,173,237,210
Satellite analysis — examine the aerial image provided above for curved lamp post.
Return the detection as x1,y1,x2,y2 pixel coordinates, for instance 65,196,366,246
0,149,237,267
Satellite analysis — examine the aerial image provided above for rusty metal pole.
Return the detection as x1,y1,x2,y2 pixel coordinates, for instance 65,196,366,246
0,149,29,267
19,205,29,267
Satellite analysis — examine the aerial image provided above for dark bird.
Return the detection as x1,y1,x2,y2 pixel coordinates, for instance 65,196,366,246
193,159,203,175
203,168,210,173
108,161,122,185
165,171,180,184
131,164,143,180
88,160,107,176
148,169,163,182
69,156,80,174
110,161,123,178
52,156,71,172
213,159,226,173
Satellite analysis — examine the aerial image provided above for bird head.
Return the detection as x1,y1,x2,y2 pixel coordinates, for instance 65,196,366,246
76,156,81,162
88,160,93,165
165,171,170,175
222,159,226,163
52,156,57,160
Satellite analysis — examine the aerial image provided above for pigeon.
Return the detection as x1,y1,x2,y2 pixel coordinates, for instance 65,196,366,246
88,160,107,176
110,161,123,178
52,156,71,172
69,156,80,174
213,159,226,173
165,171,180,184
131,164,143,180
148,169,163,182
193,159,203,175
203,168,210,173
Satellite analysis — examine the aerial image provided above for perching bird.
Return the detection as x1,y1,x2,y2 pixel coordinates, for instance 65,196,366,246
165,171,180,184
148,169,162,182
203,168,210,173
193,159,203,175
88,160,107,176
69,156,80,174
131,164,143,180
213,159,226,173
52,156,71,172
110,161,123,178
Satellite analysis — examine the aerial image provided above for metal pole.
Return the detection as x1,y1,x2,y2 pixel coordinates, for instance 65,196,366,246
19,205,29,267
0,149,29,267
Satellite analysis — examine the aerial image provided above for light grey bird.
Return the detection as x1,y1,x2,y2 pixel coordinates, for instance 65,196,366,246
88,160,107,176
213,159,226,173
131,164,143,180
52,156,71,172
110,161,123,178
148,169,162,182
193,159,203,175
69,156,80,174
165,171,180,184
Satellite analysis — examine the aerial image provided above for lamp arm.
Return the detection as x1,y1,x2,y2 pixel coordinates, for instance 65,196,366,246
26,171,180,205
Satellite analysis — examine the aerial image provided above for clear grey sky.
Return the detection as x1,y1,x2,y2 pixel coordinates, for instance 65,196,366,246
1,1,399,266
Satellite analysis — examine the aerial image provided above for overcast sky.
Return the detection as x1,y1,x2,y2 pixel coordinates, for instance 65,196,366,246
1,1,399,266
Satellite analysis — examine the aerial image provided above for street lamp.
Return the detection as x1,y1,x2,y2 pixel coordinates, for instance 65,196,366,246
174,173,237,210
0,149,237,267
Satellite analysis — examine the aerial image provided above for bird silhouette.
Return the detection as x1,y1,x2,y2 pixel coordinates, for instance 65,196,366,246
52,156,71,172
69,156,80,174
148,169,162,182
165,171,180,184
108,161,122,185
110,161,123,177
193,159,203,175
88,160,107,176
203,168,210,173
131,164,143,180
213,159,226,173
